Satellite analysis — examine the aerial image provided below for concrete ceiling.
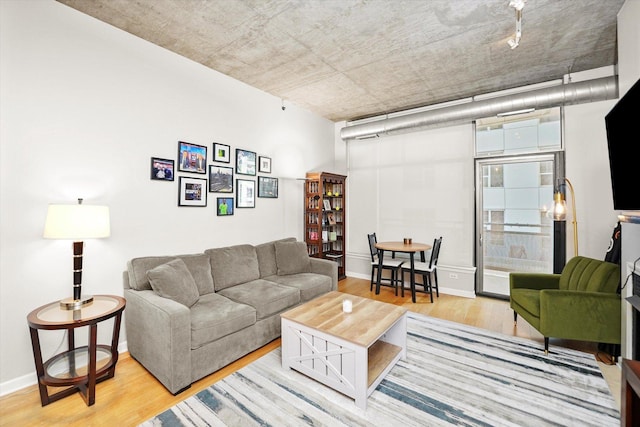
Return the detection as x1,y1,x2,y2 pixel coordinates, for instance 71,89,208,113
56,0,625,122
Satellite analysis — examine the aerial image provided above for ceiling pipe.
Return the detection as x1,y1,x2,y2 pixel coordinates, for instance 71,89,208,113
340,75,618,141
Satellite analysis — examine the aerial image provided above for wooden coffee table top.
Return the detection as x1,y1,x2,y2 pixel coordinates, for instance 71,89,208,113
281,291,407,347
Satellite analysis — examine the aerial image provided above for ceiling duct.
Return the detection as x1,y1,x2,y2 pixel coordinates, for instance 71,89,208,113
340,76,618,141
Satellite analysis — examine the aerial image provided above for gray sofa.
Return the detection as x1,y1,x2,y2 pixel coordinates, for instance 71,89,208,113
123,237,337,394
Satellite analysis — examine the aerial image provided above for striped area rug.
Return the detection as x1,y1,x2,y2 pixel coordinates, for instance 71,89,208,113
141,313,619,426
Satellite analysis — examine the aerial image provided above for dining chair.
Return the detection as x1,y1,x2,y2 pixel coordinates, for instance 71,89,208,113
401,236,442,302
367,233,405,296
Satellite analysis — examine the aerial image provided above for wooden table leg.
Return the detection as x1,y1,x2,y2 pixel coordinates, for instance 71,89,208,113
29,328,50,406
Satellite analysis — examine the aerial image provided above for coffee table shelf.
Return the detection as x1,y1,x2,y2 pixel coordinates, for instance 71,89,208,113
368,340,402,387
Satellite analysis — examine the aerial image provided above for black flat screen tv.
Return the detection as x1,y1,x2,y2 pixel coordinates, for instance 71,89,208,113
605,77,640,211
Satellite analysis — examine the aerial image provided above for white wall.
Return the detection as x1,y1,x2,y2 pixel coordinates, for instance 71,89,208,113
344,123,476,295
0,0,334,394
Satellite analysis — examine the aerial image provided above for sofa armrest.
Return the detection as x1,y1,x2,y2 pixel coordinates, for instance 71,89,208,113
510,273,561,291
124,286,192,394
309,257,338,291
539,290,621,344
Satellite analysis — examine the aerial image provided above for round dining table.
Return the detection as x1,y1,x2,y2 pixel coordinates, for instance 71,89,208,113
374,241,432,303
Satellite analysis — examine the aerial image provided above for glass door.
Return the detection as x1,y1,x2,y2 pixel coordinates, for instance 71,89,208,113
475,155,555,298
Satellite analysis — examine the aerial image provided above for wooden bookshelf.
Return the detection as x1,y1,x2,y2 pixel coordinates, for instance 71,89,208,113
304,171,347,279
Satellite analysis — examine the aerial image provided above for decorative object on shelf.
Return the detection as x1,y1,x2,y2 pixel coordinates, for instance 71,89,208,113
236,179,255,208
236,148,256,176
258,176,278,198
327,212,337,225
323,200,332,211
258,156,271,173
552,177,578,257
208,165,233,193
150,157,174,181
178,177,207,207
216,197,234,216
43,198,111,310
178,141,207,174
213,143,230,163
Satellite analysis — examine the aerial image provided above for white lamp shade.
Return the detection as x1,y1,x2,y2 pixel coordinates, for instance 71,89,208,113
43,204,110,239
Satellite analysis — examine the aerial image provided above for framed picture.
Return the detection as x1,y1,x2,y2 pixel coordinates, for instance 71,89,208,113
235,148,256,176
258,176,278,198
327,211,337,225
178,141,207,174
236,179,255,208
213,143,230,163
323,200,332,211
258,156,272,173
150,157,174,181
208,165,233,193
216,197,234,216
178,177,207,207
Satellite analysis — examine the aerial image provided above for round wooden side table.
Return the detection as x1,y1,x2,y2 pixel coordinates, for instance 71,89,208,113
27,295,126,406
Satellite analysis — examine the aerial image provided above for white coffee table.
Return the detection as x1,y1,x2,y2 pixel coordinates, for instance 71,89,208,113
281,291,407,409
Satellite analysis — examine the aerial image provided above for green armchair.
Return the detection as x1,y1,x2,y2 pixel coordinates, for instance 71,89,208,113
510,256,621,355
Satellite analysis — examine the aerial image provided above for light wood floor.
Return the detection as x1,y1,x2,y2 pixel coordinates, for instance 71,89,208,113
0,277,621,426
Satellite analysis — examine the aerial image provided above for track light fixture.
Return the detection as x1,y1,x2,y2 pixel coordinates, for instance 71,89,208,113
507,0,526,49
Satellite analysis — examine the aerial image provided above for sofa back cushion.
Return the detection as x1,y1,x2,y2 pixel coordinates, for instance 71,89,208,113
127,253,215,295
147,258,200,307
559,256,620,293
275,241,311,275
255,237,297,278
206,244,260,291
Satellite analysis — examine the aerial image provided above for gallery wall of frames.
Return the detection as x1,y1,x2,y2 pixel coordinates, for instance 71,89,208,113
150,141,278,216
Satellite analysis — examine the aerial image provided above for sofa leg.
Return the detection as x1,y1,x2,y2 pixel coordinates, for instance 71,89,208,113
513,311,517,325
172,384,191,396
544,337,549,355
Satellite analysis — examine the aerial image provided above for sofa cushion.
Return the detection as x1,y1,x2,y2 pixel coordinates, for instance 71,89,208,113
218,279,300,320
265,273,332,302
255,237,297,278
190,293,256,349
206,244,260,291
275,241,310,275
128,253,215,295
147,258,200,307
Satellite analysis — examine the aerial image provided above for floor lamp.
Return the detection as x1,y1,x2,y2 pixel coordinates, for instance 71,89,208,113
43,198,111,310
552,178,578,268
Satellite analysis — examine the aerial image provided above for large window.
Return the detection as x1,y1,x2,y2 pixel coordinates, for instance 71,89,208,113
476,108,561,156
475,107,562,297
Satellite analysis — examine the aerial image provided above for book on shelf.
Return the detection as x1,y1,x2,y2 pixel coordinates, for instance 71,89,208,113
325,253,343,259
309,231,319,240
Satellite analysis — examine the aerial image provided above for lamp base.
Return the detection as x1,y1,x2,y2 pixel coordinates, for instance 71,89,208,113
60,295,94,310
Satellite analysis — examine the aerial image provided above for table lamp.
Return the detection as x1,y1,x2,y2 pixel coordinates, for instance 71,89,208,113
43,198,110,310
